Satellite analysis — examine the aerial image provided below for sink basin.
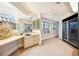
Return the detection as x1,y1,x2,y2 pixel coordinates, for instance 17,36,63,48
25,34,31,36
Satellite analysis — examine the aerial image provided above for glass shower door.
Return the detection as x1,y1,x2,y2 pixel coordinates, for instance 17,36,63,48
68,18,78,47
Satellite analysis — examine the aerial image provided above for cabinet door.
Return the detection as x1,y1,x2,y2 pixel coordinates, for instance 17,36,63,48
24,36,33,48
33,38,39,45
23,40,30,48
33,35,39,45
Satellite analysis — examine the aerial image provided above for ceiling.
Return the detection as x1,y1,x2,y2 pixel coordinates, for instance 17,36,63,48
11,2,73,14
0,2,26,18
26,2,71,14
0,2,77,21
10,2,76,21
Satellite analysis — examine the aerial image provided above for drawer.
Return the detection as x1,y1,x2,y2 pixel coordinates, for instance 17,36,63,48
24,43,30,48
24,37,33,41
24,40,33,44
24,39,33,44
33,38,39,41
33,40,38,43
23,41,33,48
25,37,33,39
33,40,39,45
33,42,38,45
27,39,33,42
33,35,39,38
23,39,33,48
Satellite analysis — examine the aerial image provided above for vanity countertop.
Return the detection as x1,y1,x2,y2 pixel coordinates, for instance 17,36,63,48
25,32,39,36
0,35,24,46
0,32,39,47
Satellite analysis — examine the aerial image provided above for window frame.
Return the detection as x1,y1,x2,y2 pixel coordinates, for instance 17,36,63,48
42,22,49,30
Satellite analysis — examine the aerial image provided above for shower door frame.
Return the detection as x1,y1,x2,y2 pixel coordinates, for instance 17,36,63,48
62,13,78,48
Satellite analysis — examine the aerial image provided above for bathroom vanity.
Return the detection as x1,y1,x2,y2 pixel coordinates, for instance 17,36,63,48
0,35,24,56
23,34,39,48
0,33,39,56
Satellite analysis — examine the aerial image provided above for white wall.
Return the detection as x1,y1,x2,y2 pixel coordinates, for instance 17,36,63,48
58,20,62,40
40,17,58,40
18,18,32,24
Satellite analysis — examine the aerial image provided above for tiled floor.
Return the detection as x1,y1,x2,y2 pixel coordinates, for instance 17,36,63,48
10,37,78,56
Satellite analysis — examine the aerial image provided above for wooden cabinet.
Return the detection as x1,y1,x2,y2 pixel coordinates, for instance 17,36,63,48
23,34,39,48
33,35,39,45
23,36,33,48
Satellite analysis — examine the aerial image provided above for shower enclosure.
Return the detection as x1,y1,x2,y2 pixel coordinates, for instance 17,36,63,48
63,13,78,48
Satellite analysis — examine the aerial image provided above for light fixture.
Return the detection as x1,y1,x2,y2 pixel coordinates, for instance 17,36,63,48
56,2,60,4
69,2,78,12
0,17,2,20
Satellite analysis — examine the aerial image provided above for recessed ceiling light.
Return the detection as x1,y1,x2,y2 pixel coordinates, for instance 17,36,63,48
56,2,60,4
